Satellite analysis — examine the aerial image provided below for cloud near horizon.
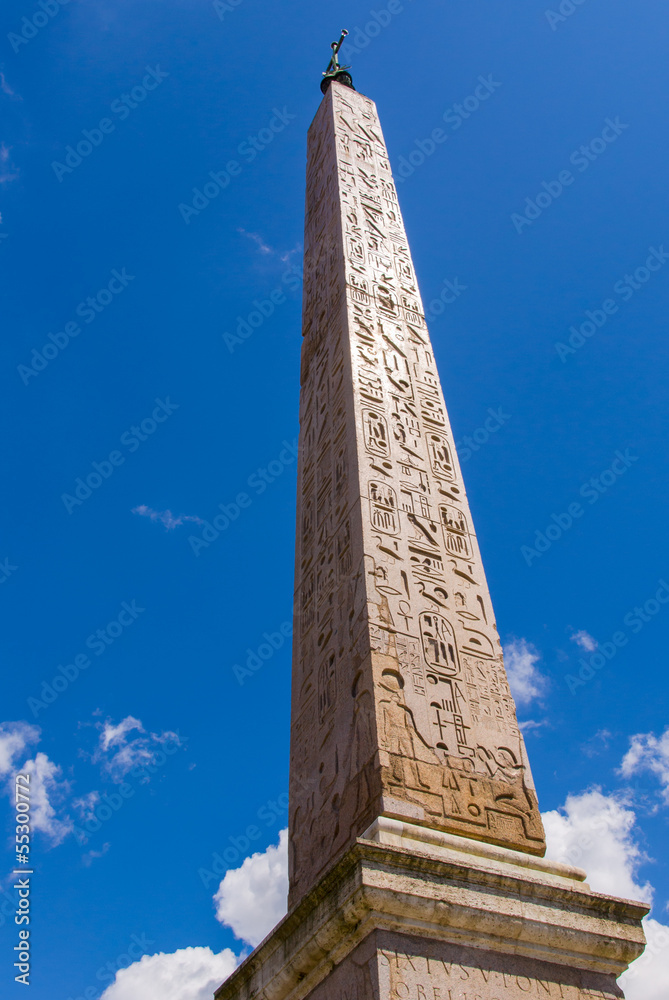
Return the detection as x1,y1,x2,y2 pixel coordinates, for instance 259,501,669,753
97,789,669,1000
214,829,289,947
99,947,239,1000
543,786,669,999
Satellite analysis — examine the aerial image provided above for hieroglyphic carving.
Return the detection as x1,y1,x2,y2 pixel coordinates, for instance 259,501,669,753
289,82,545,907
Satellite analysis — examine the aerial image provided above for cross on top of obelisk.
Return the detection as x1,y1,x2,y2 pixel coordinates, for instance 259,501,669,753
320,29,355,93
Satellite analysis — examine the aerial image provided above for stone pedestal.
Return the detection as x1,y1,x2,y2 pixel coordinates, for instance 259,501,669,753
215,819,648,1000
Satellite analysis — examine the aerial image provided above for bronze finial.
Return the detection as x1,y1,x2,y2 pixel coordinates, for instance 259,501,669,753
321,29,355,94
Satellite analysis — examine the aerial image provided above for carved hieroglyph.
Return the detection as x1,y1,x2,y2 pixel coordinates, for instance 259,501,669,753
289,82,545,905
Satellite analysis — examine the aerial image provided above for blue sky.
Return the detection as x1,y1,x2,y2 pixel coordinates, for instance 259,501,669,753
1,0,668,997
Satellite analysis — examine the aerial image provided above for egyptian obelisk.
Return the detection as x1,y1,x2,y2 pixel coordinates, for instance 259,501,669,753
215,37,647,1000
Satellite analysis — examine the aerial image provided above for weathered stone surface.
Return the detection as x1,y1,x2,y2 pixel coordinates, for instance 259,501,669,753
215,837,648,1000
290,80,544,908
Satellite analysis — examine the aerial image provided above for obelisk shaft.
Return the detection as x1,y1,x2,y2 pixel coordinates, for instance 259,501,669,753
289,82,544,906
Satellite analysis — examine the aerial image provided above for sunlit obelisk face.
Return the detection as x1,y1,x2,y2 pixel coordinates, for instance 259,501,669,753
288,80,545,906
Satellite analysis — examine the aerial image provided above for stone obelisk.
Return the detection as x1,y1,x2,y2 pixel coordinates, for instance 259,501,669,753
288,70,544,909
216,47,647,1000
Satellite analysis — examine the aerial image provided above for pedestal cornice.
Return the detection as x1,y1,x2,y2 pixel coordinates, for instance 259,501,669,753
215,837,649,1000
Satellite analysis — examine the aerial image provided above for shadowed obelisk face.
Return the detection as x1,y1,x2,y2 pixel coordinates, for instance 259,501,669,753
288,82,545,906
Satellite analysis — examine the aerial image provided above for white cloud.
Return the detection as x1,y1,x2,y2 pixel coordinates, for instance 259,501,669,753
17,752,72,844
503,638,547,706
0,723,71,844
0,721,39,776
73,790,100,822
93,716,182,782
570,629,598,652
543,789,669,998
99,946,239,1000
620,728,669,804
132,505,203,531
214,829,289,947
619,917,669,1000
101,716,144,752
543,788,652,901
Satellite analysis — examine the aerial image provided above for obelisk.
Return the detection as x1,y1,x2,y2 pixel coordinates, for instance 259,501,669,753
215,41,648,1000
288,46,544,909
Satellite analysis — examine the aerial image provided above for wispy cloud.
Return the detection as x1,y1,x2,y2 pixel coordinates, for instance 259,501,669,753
82,842,110,867
0,143,19,185
237,227,301,266
581,728,612,757
238,227,273,255
279,244,302,265
0,72,16,97
132,505,203,531
571,629,598,652
92,715,181,782
620,727,669,805
72,790,100,823
503,637,548,706
519,719,546,734
0,720,39,775
100,715,144,752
